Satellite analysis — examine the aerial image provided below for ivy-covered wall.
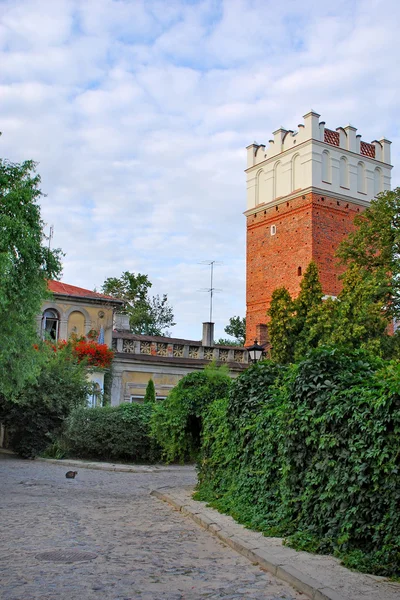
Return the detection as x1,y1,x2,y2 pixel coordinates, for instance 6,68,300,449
196,348,400,577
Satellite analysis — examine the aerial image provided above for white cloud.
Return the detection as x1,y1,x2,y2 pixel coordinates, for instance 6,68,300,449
1,0,399,340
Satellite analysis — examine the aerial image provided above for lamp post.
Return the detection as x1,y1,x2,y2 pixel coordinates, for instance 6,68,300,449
246,339,264,364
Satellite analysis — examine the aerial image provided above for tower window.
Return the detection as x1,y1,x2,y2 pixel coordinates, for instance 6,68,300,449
271,225,277,236
297,266,302,276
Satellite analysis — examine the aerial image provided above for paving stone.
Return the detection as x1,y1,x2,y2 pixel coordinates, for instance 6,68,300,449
0,455,306,600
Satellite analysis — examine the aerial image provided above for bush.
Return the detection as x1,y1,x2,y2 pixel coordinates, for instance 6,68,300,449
196,348,400,577
0,344,89,458
151,363,231,462
144,379,156,404
64,402,160,463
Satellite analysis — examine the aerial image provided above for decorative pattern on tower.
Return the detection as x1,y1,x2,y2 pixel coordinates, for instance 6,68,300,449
245,111,392,346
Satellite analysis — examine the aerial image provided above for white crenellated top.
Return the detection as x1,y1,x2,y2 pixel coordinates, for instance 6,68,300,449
246,111,392,211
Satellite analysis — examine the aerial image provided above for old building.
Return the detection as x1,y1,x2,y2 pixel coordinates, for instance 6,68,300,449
40,284,249,406
39,281,124,403
245,110,392,345
111,319,248,405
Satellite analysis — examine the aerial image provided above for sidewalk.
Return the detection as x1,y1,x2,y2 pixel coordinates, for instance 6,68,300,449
36,456,195,474
151,486,400,600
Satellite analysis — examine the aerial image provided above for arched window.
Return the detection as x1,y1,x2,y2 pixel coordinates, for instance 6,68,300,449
292,154,301,192
357,162,366,193
42,309,59,340
340,157,349,188
322,150,331,183
374,167,382,196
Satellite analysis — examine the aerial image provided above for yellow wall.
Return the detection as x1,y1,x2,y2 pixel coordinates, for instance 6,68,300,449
39,298,116,347
121,370,183,400
68,311,85,338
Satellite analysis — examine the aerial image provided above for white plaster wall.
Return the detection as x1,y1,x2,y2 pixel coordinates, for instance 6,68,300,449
246,112,392,211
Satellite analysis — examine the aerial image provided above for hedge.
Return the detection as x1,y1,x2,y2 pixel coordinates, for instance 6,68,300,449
65,402,160,463
196,348,400,577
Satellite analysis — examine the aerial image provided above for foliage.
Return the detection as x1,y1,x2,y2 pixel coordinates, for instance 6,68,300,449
312,264,392,355
0,343,88,458
64,403,160,462
151,363,231,462
72,339,114,368
268,257,395,361
102,270,175,336
196,348,400,577
224,316,246,345
268,287,296,363
41,336,114,369
292,261,323,360
0,156,63,399
337,188,400,318
144,379,156,404
216,338,243,347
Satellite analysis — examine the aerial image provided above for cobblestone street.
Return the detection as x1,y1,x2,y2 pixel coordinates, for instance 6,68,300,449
0,455,307,600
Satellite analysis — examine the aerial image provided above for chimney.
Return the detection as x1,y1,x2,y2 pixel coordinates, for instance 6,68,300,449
202,322,214,346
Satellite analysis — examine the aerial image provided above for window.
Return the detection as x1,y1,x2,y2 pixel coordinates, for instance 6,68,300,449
42,309,59,340
88,383,102,408
270,224,277,236
297,266,302,276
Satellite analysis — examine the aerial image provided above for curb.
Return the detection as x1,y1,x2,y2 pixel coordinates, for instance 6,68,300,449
36,457,195,474
151,489,345,600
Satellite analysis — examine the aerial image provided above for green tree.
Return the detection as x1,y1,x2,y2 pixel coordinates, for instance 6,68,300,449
308,190,400,356
292,262,323,360
144,378,156,404
102,271,175,336
311,265,391,355
224,316,246,344
268,287,296,364
0,156,62,399
216,338,243,347
151,362,231,462
0,343,88,457
337,188,400,318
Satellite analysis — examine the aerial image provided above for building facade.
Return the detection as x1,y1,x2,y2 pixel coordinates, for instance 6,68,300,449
39,285,249,406
245,110,392,345
110,320,248,405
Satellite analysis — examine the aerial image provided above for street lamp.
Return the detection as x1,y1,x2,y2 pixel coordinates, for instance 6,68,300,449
246,339,264,364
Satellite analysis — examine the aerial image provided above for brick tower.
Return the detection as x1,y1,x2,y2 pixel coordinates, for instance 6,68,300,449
245,110,392,346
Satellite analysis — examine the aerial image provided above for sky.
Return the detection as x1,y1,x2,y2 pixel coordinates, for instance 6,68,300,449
1,0,399,341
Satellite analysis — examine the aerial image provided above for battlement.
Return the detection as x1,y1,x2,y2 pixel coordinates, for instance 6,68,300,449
245,111,392,212
247,111,392,169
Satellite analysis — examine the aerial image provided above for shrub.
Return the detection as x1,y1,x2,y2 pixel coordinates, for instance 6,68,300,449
144,379,156,404
196,348,400,577
151,363,231,462
0,344,89,458
64,402,160,463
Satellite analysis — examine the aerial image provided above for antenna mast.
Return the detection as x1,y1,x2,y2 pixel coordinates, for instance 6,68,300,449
199,260,222,323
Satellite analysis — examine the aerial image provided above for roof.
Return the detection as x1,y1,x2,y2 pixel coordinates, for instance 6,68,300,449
48,280,124,304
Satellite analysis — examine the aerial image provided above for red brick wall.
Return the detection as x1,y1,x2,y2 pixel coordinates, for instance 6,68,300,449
245,192,363,345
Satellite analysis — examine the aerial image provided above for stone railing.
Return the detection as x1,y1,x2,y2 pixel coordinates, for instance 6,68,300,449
112,338,249,364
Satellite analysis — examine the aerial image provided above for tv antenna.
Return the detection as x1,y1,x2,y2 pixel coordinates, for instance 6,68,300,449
43,224,54,250
199,260,222,323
